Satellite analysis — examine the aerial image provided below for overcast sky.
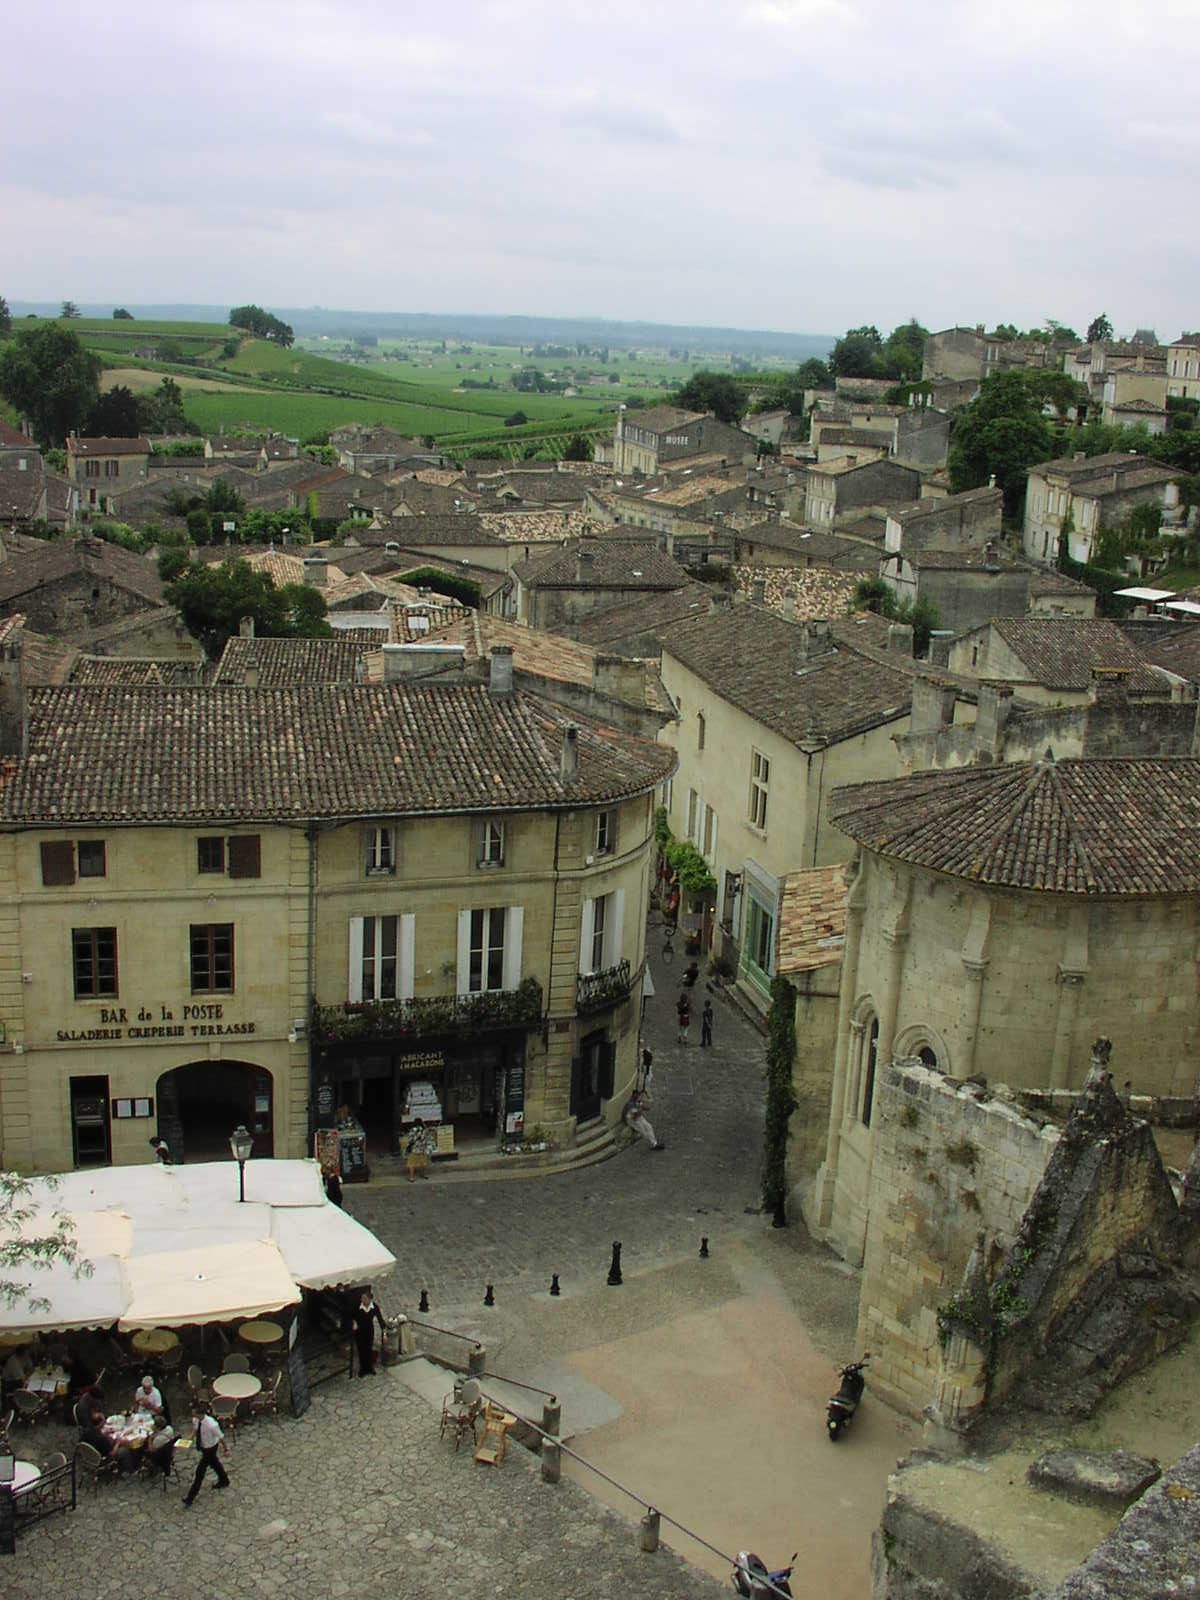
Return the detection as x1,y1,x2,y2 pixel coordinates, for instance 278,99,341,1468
3,0,1197,339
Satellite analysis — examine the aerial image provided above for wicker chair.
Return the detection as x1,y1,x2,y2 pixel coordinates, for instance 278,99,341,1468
74,1440,120,1491
210,1395,240,1434
221,1353,250,1375
247,1371,283,1420
187,1365,210,1406
11,1389,49,1427
42,1450,68,1473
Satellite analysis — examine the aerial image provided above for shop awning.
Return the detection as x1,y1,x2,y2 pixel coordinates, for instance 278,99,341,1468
1,1159,395,1338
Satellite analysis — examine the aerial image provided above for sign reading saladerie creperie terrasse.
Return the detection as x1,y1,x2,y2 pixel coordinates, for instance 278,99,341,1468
56,1002,259,1043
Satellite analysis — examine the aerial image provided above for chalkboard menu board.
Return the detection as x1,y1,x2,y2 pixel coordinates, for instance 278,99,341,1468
503,1060,525,1135
315,1078,336,1127
287,1344,311,1418
340,1133,368,1182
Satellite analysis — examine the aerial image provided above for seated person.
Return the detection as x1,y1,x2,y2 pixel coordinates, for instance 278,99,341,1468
2,1346,32,1388
73,1385,105,1435
133,1375,164,1415
79,1422,137,1476
148,1421,176,1477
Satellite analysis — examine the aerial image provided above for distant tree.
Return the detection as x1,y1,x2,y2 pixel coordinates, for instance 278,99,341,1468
0,295,10,337
991,324,1020,342
205,479,244,516
165,558,331,657
949,369,1055,517
829,326,884,379
112,307,134,320
1086,313,1113,344
793,357,833,390
674,371,745,424
397,566,481,608
0,322,102,446
228,304,294,347
504,411,528,427
562,432,593,461
880,319,928,381
87,385,142,437
421,434,436,449
851,577,940,655
60,301,80,319
136,376,188,435
1024,369,1088,420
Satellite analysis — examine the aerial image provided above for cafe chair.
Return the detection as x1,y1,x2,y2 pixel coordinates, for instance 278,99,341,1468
247,1371,283,1420
74,1440,120,1492
472,1401,513,1467
107,1335,139,1374
159,1344,184,1377
221,1353,251,1375
0,1408,13,1452
210,1395,240,1434
440,1379,483,1452
186,1365,210,1406
42,1450,67,1473
11,1389,49,1427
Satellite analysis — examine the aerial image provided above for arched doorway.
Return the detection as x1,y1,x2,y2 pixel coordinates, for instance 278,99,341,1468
156,1062,274,1164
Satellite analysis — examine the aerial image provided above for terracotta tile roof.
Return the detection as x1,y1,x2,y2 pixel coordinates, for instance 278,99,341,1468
479,508,598,544
1027,569,1096,597
987,617,1163,694
0,421,32,448
1034,451,1176,485
621,406,705,434
829,757,1200,895
69,656,208,686
569,583,715,650
0,537,163,608
214,549,348,589
513,540,689,590
497,471,587,505
385,514,507,548
777,863,849,975
212,637,372,685
1138,628,1200,684
66,436,151,457
0,684,675,824
662,606,912,749
0,457,45,521
732,566,865,617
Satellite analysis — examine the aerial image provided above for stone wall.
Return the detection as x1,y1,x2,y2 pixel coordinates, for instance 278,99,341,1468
856,1060,1058,1418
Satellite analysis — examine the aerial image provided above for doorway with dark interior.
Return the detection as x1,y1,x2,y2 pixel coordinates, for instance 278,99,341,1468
155,1061,274,1164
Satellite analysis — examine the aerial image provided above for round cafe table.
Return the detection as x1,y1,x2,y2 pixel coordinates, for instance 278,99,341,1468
238,1320,284,1347
211,1372,262,1401
130,1328,179,1357
13,1461,41,1492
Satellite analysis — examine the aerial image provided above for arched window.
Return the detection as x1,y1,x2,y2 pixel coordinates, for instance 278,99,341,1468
917,1045,938,1069
861,1016,880,1128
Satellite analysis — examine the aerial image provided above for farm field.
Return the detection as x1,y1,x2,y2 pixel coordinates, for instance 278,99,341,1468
100,367,252,395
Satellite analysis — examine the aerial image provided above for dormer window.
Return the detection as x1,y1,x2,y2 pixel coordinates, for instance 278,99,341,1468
365,826,396,876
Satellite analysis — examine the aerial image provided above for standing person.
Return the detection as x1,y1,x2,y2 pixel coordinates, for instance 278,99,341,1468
149,1136,173,1164
352,1288,386,1377
701,998,714,1048
676,991,691,1045
640,1046,654,1093
622,1089,665,1152
182,1403,230,1506
404,1119,433,1182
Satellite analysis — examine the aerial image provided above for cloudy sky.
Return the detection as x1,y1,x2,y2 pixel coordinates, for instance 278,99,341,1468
3,0,1198,338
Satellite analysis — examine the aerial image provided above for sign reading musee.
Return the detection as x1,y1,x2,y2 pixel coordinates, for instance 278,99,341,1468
56,1002,259,1044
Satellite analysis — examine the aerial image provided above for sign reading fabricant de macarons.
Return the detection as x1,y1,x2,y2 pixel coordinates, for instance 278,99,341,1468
56,1002,260,1043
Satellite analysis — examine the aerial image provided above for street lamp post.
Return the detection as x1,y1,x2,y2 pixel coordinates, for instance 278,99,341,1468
229,1124,253,1203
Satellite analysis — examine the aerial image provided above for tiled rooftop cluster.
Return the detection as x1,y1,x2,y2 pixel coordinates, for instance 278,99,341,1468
732,565,864,617
988,617,1164,693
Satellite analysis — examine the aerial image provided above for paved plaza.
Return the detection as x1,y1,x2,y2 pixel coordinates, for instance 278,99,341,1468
8,952,910,1597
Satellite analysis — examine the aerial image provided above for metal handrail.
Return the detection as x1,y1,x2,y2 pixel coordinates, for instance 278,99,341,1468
400,1317,482,1352
475,1369,557,1403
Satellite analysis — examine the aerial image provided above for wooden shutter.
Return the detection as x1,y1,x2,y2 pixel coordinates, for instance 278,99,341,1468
578,897,595,975
227,835,261,879
501,905,524,991
456,909,473,996
40,840,75,886
348,917,365,1003
398,913,416,1002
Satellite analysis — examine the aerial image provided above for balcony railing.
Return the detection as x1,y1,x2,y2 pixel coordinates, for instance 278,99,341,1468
576,959,633,1015
312,978,543,1044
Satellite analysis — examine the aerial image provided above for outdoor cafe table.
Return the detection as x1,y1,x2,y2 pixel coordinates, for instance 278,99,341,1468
12,1462,40,1492
24,1366,68,1398
238,1320,284,1348
211,1373,261,1401
131,1328,179,1357
104,1412,155,1448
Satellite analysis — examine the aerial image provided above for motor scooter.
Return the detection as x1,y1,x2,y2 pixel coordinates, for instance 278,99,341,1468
732,1551,796,1599
826,1353,869,1441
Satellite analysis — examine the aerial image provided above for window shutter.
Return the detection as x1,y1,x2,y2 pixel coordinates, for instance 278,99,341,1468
578,897,595,975
227,835,261,879
398,913,416,1002
502,905,524,991
348,917,364,1003
604,888,625,969
456,909,473,996
40,840,75,886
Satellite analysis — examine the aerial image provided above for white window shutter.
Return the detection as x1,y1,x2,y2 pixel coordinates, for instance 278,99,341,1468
456,909,472,996
348,917,364,1003
579,896,595,974
605,888,625,968
398,913,416,1001
502,905,524,991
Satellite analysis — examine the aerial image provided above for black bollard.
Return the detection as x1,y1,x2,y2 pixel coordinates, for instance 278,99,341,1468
484,1283,495,1306
550,1273,561,1297
772,1201,788,1229
418,1289,429,1313
699,1236,709,1258
607,1241,623,1287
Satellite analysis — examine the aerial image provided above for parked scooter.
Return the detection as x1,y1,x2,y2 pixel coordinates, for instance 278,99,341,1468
732,1551,796,1599
826,1353,869,1441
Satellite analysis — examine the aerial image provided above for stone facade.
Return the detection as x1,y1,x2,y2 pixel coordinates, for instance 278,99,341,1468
805,458,921,528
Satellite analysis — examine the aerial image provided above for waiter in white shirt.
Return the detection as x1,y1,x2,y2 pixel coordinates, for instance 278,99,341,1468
183,1403,231,1506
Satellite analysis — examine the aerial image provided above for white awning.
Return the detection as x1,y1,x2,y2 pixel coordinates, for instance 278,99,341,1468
1163,600,1200,615
1113,586,1176,600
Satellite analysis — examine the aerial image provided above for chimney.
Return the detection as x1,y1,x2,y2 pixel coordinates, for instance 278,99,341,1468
1073,451,1086,462
1089,665,1130,705
846,454,857,466
975,683,1013,753
576,544,596,583
303,556,328,587
242,664,260,689
560,723,579,782
927,630,954,667
751,577,766,606
887,622,915,655
782,592,796,619
911,675,957,734
488,644,514,697
797,618,832,662
239,615,255,639
380,642,466,681
988,474,996,488
593,653,646,705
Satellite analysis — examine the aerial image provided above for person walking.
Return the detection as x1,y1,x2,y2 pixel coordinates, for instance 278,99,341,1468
701,998,714,1048
182,1403,230,1506
352,1288,386,1377
622,1089,665,1151
676,991,692,1045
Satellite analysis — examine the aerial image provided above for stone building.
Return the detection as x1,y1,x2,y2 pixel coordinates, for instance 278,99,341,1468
509,538,689,632
1023,451,1180,566
610,406,754,477
808,756,1200,1265
66,435,152,516
0,661,672,1172
0,534,165,637
947,616,1168,705
804,456,920,529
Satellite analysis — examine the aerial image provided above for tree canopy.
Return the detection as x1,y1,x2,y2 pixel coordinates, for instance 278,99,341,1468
948,370,1055,517
562,432,594,461
165,559,332,658
112,307,134,320
1086,313,1113,344
829,320,928,381
87,376,190,439
673,371,746,425
60,301,80,319
228,304,294,347
829,325,883,378
0,323,102,447
2,1170,87,1313
0,295,10,337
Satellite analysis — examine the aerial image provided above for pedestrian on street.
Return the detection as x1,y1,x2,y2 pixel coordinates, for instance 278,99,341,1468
640,1046,654,1092
676,991,691,1045
183,1403,230,1506
353,1287,387,1376
701,998,714,1048
622,1089,665,1152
